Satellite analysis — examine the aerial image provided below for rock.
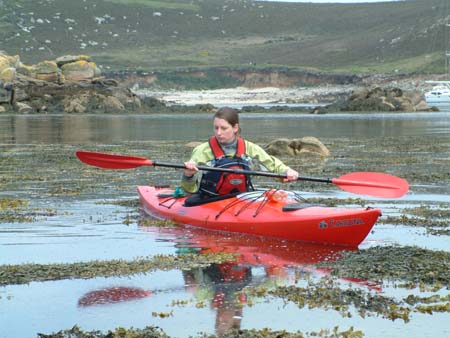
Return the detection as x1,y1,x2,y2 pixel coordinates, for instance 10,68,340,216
35,72,60,82
102,95,125,112
0,67,16,82
0,51,150,114
35,60,59,74
398,99,415,112
92,78,118,87
0,105,6,113
61,60,97,81
0,51,20,72
380,96,396,111
110,87,141,110
310,106,328,114
16,64,37,78
387,87,403,98
14,101,33,113
0,91,8,104
329,86,422,112
264,137,330,157
414,100,429,111
409,91,425,106
0,81,13,103
55,55,91,67
63,95,88,113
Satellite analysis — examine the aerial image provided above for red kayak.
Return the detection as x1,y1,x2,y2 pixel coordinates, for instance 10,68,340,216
137,186,381,247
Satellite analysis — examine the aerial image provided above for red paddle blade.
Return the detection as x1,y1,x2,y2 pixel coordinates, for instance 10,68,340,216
332,172,409,198
76,150,153,169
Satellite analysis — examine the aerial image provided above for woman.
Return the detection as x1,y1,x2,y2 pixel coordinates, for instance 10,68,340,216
182,107,299,196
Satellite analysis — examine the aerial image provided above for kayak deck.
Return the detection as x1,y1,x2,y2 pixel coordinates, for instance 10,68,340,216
137,186,381,247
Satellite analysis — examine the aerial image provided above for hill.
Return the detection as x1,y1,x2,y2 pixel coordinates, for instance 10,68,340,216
1,0,449,79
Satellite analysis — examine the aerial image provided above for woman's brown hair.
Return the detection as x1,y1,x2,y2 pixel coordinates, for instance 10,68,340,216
214,107,239,127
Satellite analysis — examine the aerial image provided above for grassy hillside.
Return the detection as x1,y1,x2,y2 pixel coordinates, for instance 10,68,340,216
1,0,449,75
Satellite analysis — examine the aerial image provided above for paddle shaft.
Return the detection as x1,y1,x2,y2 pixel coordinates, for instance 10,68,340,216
152,160,330,183
154,161,397,189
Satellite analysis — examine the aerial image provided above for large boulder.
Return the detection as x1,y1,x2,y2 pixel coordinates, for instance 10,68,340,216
55,55,91,67
34,60,61,82
61,60,100,81
264,137,330,157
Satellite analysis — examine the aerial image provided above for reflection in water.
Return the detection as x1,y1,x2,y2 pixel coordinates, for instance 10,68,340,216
78,286,152,307
183,263,250,334
1,112,450,144
140,225,379,335
78,224,380,334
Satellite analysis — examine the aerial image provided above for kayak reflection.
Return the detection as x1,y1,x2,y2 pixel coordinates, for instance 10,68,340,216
143,226,380,335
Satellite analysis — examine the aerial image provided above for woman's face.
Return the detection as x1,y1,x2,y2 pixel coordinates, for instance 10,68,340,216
213,117,239,144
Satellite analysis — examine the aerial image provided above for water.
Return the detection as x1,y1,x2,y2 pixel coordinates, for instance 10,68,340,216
0,112,449,338
1,111,449,144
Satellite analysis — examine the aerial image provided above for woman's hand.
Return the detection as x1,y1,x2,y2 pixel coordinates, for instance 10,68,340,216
283,168,299,182
184,160,198,177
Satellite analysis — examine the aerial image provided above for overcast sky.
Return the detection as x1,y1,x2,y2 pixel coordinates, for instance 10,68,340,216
257,0,404,3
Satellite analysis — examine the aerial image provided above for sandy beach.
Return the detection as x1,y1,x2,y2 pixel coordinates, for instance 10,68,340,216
135,85,361,105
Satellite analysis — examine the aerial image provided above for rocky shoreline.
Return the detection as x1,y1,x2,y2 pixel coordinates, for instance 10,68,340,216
0,51,438,114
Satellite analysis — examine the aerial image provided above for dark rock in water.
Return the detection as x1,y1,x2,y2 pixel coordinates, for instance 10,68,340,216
326,86,434,112
264,137,330,157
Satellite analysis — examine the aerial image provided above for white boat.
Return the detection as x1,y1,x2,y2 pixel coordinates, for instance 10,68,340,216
424,21,450,107
425,81,450,106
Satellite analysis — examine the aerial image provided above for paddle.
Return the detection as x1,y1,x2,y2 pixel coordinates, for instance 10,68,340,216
76,150,409,198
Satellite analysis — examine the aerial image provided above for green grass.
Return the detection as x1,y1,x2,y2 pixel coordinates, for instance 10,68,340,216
332,52,446,75
104,0,200,11
1,0,448,75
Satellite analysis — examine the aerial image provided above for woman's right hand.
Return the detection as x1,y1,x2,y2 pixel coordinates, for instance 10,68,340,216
184,160,198,177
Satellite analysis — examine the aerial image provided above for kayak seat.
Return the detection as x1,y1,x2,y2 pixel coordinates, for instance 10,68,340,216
184,193,240,207
282,202,316,212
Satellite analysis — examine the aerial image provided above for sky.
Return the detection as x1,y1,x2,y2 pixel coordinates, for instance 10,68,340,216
257,0,404,3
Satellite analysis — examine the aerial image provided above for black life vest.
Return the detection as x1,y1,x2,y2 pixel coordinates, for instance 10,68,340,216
199,136,254,196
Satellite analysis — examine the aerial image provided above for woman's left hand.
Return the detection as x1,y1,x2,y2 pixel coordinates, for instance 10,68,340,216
283,168,299,182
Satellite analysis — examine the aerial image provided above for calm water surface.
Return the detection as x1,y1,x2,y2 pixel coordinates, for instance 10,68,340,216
2,111,450,144
0,112,449,338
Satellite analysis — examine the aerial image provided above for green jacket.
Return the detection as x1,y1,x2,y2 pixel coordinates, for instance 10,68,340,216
181,139,291,193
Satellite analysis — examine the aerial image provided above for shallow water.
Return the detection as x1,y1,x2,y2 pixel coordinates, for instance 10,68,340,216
0,112,449,337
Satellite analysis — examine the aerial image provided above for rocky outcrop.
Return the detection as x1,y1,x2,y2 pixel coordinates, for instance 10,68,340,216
325,86,436,112
0,51,144,114
264,137,330,157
